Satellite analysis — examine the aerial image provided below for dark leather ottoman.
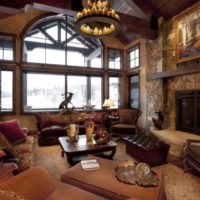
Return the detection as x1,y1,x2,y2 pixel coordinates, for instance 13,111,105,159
123,134,170,166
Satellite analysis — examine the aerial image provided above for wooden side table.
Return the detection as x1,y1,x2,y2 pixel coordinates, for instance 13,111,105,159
0,162,19,181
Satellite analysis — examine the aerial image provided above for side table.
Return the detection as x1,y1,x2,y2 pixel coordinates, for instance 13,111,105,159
0,162,19,181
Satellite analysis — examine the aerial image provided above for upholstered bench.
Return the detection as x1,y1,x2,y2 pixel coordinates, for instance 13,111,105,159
61,156,166,200
123,134,170,166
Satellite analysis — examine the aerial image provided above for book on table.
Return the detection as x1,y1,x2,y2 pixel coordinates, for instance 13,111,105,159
81,159,100,171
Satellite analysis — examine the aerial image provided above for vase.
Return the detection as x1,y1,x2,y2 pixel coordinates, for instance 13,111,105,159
152,111,164,130
67,124,79,142
85,119,94,142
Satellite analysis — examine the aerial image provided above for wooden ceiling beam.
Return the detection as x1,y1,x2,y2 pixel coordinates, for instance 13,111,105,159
0,6,21,15
119,13,157,40
131,0,160,18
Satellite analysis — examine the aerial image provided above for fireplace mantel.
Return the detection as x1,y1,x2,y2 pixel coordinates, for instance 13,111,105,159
148,63,200,80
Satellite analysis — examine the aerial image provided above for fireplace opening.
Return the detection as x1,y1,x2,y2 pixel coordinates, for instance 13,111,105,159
176,90,200,135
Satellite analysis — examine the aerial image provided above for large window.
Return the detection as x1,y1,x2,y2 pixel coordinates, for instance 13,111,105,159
0,35,14,61
128,45,139,69
109,77,120,108
24,73,65,111
23,73,102,111
0,70,13,112
23,16,102,68
129,75,139,109
108,49,122,69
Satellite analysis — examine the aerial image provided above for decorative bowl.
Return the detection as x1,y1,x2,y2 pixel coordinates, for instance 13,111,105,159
93,127,110,145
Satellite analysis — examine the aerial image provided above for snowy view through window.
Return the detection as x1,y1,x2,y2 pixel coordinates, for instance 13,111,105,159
26,74,65,110
109,77,120,108
1,71,13,111
22,16,119,111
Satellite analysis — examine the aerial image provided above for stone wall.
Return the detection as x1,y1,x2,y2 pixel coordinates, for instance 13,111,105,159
166,74,200,129
146,18,165,130
146,2,200,131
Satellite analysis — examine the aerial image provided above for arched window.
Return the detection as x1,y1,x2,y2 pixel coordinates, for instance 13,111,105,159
23,16,102,68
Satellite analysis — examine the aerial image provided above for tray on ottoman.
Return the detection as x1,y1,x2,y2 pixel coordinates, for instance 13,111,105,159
123,134,170,166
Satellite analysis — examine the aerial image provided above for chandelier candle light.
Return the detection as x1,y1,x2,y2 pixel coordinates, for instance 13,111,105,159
75,0,120,38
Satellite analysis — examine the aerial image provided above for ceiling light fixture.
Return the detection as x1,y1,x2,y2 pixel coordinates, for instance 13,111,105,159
75,0,120,38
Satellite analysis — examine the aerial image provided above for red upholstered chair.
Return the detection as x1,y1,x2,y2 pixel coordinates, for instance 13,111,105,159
111,108,141,136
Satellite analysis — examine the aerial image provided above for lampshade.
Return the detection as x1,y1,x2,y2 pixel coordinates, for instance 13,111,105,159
75,0,120,38
103,99,115,108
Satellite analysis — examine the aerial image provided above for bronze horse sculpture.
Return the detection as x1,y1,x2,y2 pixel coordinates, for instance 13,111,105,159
59,92,74,111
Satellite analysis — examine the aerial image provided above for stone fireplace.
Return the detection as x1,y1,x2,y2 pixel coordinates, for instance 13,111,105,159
176,90,200,135
145,12,200,134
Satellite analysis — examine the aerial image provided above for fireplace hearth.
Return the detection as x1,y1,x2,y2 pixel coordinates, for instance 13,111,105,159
176,90,200,135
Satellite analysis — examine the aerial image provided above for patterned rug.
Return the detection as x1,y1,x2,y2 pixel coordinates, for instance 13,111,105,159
33,141,200,200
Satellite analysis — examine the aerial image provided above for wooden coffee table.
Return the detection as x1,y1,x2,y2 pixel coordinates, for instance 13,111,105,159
58,135,117,165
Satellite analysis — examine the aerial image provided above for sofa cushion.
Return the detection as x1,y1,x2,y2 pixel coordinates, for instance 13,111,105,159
35,112,52,129
0,133,17,157
50,115,71,126
70,114,81,123
15,144,34,154
92,112,105,125
17,153,34,171
119,109,138,124
0,120,26,144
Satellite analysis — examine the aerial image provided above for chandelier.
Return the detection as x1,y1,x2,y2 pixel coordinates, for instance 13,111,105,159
75,0,120,38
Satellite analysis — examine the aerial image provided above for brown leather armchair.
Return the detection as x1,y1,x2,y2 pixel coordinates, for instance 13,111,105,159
110,108,142,136
183,139,200,173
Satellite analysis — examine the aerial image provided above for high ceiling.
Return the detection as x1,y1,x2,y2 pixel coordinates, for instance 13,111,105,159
0,0,198,44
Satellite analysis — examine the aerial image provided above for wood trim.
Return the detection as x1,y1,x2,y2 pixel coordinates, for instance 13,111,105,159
119,13,157,40
21,64,105,76
131,0,160,18
148,64,200,80
107,47,124,70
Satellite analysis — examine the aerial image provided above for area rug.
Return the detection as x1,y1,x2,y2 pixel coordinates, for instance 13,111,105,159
34,141,200,200
167,154,184,169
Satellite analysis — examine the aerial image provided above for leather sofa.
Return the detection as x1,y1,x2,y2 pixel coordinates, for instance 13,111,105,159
123,134,170,166
35,111,106,146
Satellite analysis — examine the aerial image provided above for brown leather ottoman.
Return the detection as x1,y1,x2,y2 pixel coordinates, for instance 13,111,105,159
123,134,170,166
61,156,166,200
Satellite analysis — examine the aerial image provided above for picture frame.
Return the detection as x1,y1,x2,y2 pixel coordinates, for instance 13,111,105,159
175,6,200,63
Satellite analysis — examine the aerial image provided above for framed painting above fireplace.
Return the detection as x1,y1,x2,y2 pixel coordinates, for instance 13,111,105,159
175,6,200,63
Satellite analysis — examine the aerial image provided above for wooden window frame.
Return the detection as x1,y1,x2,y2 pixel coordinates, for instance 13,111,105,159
0,32,16,63
127,44,140,70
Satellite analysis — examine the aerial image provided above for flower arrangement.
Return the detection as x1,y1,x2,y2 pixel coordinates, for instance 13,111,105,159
93,127,110,144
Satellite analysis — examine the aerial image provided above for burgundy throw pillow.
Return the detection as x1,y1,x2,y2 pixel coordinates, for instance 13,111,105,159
92,112,105,125
34,112,52,129
0,120,26,144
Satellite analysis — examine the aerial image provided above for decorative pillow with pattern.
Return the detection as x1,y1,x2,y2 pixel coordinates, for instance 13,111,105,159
92,112,105,125
34,112,52,129
0,133,17,157
0,189,27,200
0,120,26,144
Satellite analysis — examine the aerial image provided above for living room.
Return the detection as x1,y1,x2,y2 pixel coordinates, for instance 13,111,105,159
0,0,200,199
